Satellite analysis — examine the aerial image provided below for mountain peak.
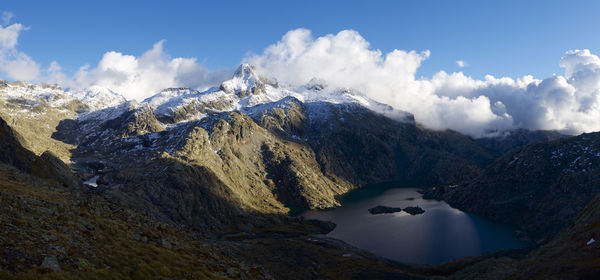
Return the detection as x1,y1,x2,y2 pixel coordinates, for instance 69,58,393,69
221,64,265,97
233,63,257,79
305,78,327,91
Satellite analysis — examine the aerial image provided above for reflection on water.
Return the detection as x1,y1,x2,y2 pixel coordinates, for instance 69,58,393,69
301,186,528,264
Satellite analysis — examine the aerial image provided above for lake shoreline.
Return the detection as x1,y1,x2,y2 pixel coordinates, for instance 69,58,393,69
301,187,529,264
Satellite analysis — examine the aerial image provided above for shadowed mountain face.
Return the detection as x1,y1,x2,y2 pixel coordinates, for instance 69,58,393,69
425,132,600,241
443,193,600,279
252,98,495,187
0,116,36,173
475,129,566,157
0,117,82,190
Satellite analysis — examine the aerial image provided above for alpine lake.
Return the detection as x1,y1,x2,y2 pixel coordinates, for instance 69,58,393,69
299,183,529,264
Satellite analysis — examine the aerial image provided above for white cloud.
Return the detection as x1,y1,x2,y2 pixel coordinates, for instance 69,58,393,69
456,60,467,68
49,40,230,101
0,52,40,81
72,40,230,100
0,22,27,50
246,29,430,103
0,21,40,81
246,29,600,137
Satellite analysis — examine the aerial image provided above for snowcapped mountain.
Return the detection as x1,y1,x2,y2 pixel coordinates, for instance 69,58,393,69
1,64,411,128
139,63,300,123
220,63,267,97
0,80,127,115
138,63,411,125
0,63,419,169
0,80,75,109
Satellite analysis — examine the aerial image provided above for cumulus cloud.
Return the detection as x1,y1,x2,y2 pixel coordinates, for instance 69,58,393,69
0,19,40,81
62,40,230,100
246,28,600,137
456,60,467,68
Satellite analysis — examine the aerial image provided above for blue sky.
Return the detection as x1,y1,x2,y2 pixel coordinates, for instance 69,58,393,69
3,0,600,79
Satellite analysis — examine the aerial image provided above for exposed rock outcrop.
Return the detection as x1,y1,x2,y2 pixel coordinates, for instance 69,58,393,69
104,103,166,138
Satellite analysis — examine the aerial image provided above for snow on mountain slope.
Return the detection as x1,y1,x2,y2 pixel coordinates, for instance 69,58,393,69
0,80,129,115
70,85,127,111
140,64,282,122
142,87,220,121
77,100,137,122
138,63,412,124
144,87,201,109
0,80,75,109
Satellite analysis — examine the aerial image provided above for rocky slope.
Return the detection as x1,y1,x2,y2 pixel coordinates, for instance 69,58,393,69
424,132,600,241
441,193,600,279
475,128,566,157
0,80,85,161
0,116,81,191
0,115,433,279
0,116,269,278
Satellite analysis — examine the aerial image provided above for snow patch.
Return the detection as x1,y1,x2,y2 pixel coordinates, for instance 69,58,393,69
84,176,99,188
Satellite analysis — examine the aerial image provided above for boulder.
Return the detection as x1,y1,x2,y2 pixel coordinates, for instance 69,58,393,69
41,255,61,271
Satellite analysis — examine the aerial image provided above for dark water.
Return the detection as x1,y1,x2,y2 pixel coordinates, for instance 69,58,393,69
301,185,528,264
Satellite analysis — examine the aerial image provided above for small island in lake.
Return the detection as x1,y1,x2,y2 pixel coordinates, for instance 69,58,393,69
368,205,403,215
368,205,426,215
403,206,425,215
